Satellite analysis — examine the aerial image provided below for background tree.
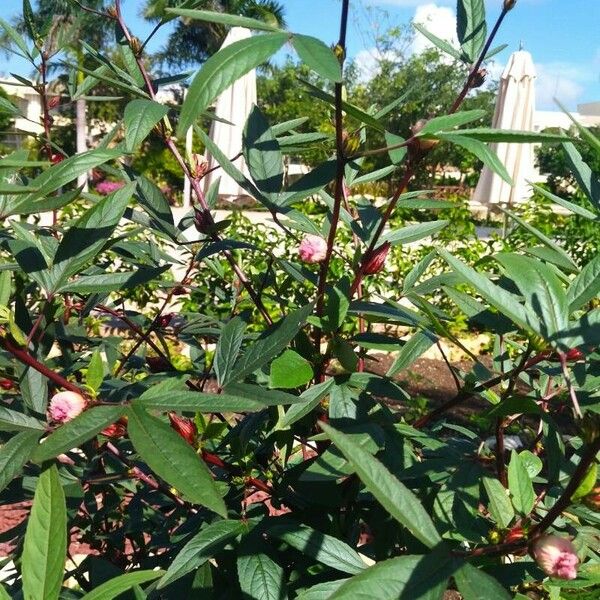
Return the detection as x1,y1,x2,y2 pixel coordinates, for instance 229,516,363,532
144,0,286,70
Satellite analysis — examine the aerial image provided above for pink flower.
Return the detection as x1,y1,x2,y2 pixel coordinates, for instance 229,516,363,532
96,180,125,195
532,535,579,580
48,391,87,423
299,235,327,264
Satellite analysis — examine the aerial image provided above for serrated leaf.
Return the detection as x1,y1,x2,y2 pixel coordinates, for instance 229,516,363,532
292,34,342,82
413,22,461,60
386,330,437,377
269,521,366,574
22,465,66,600
0,430,42,493
165,8,282,31
382,220,449,245
457,0,487,62
330,553,457,600
419,110,486,135
243,105,284,198
86,350,104,392
568,254,600,312
178,32,288,136
225,303,313,386
124,99,169,152
127,403,226,516
56,266,169,294
237,552,285,600
214,316,246,387
321,422,442,548
32,405,125,463
276,379,334,430
158,520,246,588
436,133,511,184
81,570,164,600
269,349,313,389
483,477,514,528
507,450,535,515
0,407,45,432
454,562,511,600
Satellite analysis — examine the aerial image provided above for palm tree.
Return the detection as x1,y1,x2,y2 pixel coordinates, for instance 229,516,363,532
144,0,286,70
7,1,113,187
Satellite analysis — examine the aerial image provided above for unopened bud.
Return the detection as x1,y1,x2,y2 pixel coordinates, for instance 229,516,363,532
50,153,65,165
156,313,174,328
106,5,117,17
342,130,360,155
531,535,579,580
470,68,487,89
332,44,345,63
361,242,390,275
47,96,60,110
504,0,517,11
0,379,13,390
194,208,213,234
411,119,439,151
169,413,198,446
565,348,585,362
130,36,142,56
191,153,209,180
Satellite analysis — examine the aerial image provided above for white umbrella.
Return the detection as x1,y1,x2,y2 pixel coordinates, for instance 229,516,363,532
202,26,257,203
472,50,536,207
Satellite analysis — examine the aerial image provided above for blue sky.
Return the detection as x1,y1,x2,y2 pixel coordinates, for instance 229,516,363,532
1,0,599,110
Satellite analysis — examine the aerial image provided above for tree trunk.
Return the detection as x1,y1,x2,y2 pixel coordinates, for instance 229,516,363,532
76,97,88,190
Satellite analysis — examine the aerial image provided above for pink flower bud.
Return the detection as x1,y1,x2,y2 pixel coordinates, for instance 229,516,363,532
48,391,87,423
532,535,579,580
299,235,327,264
361,242,391,275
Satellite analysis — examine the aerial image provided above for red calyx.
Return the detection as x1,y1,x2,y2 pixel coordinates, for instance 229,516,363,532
146,356,171,373
156,313,174,328
50,153,65,165
169,413,198,446
0,379,14,390
361,242,391,275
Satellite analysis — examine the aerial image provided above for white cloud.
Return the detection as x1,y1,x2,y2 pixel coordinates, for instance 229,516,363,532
412,3,458,56
535,61,594,109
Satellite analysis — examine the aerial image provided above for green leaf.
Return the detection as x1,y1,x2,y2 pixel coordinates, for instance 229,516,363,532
382,220,449,246
25,149,122,201
483,477,514,528
320,422,442,548
51,182,136,286
0,406,45,432
20,364,48,414
330,553,457,600
237,552,285,600
568,253,600,312
562,142,600,209
386,330,437,377
165,8,282,31
495,254,569,348
269,522,366,575
86,350,104,392
127,403,226,516
56,266,169,294
32,405,125,464
438,250,534,335
243,105,284,197
0,430,42,493
448,128,572,144
158,520,246,588
124,99,169,152
385,132,407,164
507,450,535,515
0,17,32,59
178,32,288,136
225,303,313,386
454,562,511,600
292,34,342,82
413,22,462,60
81,570,164,600
0,95,21,116
572,463,598,502
497,206,576,269
531,183,598,221
214,316,246,387
22,465,67,600
297,579,348,600
269,349,313,389
436,133,511,184
276,379,334,430
419,110,486,135
457,0,487,62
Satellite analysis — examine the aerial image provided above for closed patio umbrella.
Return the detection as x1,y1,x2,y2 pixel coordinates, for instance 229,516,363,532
472,49,536,207
202,26,256,203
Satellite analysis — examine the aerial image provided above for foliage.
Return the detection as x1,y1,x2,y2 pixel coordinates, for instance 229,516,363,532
0,1,598,599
